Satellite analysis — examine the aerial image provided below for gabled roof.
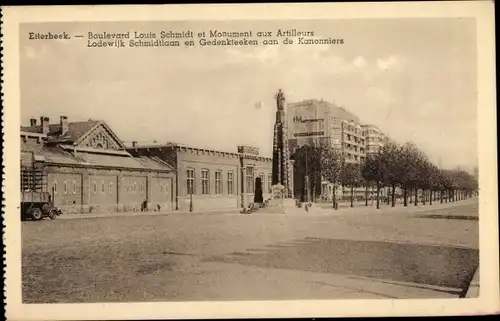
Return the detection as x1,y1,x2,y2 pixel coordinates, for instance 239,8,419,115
21,121,99,143
21,120,127,150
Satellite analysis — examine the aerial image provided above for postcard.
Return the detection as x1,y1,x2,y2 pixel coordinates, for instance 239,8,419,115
2,2,498,320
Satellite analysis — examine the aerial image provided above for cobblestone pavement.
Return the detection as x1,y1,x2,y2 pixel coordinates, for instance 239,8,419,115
22,199,479,303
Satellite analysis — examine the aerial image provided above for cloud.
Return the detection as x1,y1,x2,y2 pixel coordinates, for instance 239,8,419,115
377,55,403,71
352,56,367,68
24,45,48,59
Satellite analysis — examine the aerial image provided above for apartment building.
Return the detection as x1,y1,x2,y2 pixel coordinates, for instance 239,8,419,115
287,99,389,202
362,124,387,155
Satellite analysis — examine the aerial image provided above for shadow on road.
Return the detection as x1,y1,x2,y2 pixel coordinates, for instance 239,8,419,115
206,237,479,296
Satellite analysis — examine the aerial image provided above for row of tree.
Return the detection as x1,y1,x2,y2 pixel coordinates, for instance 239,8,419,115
293,140,478,209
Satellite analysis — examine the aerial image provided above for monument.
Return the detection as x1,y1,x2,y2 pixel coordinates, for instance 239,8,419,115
271,89,292,202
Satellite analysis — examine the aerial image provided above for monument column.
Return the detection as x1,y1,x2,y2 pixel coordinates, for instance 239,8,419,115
271,89,291,198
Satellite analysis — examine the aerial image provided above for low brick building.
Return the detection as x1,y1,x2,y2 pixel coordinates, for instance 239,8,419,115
127,144,291,211
21,116,176,214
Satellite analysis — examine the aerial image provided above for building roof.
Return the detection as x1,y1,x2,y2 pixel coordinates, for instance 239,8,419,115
128,142,273,160
21,121,99,143
22,146,175,172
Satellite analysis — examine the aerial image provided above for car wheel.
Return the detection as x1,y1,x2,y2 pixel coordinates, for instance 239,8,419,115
49,210,57,220
31,208,42,220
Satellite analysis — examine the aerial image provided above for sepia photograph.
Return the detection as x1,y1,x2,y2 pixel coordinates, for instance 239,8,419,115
2,2,498,320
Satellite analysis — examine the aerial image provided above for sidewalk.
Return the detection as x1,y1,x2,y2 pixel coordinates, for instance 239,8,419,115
465,265,480,298
279,198,478,216
56,198,477,220
57,208,240,220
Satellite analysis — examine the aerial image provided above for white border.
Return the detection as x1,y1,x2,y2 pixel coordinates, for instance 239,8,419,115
2,2,498,320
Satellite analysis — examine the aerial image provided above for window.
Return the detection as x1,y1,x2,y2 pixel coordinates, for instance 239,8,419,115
268,174,272,193
227,171,234,194
101,181,105,193
245,167,254,193
160,184,163,193
73,180,77,194
64,181,68,194
53,181,58,194
215,171,222,194
93,181,97,193
201,169,210,194
140,182,144,193
259,173,265,192
186,168,195,194
109,182,113,194
133,182,137,193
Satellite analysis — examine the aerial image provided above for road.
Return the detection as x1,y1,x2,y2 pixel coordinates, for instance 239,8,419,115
22,199,479,303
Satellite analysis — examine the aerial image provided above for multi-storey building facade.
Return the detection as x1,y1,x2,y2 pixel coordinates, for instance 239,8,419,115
362,124,387,155
287,99,361,154
340,120,366,164
286,99,389,202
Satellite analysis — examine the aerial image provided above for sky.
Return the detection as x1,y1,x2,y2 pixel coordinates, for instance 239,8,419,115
20,18,477,170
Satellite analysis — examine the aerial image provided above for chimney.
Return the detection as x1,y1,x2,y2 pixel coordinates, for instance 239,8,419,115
40,116,50,134
132,141,137,147
29,118,37,127
60,116,69,135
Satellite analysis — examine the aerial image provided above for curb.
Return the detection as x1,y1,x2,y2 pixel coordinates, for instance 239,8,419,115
465,266,480,298
57,208,240,220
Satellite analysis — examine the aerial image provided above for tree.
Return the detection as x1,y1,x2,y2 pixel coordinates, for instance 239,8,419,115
362,153,384,209
427,164,440,205
416,158,433,205
399,143,421,207
378,141,402,207
320,147,343,208
293,145,323,202
341,162,362,207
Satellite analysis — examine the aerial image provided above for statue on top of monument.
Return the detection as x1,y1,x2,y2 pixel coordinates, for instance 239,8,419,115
275,89,286,111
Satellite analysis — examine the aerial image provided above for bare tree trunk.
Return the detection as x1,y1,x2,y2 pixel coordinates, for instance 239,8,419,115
376,183,380,209
414,186,418,206
391,185,396,207
440,190,443,203
365,184,369,207
423,189,426,205
386,187,390,205
429,190,433,205
403,184,408,207
332,184,337,209
350,186,354,207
